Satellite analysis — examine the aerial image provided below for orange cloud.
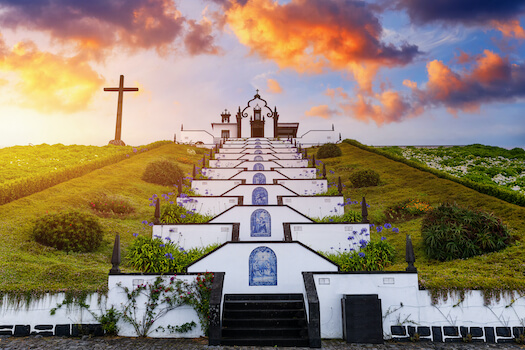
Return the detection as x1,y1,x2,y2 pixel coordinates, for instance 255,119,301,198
492,19,525,39
0,40,104,113
304,105,340,119
226,0,419,90
403,79,417,89
266,78,283,94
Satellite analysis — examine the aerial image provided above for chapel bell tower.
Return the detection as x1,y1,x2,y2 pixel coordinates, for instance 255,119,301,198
250,104,265,137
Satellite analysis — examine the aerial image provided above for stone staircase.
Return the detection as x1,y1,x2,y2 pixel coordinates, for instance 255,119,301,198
221,294,309,347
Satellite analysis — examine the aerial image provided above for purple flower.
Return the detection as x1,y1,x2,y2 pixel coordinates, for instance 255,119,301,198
154,235,161,239
132,233,138,237
181,214,186,219
359,239,368,249
392,227,400,233
381,236,387,241
165,253,173,260
358,252,365,258
384,223,392,229
159,244,165,247
376,226,383,232
142,220,148,225
165,237,171,241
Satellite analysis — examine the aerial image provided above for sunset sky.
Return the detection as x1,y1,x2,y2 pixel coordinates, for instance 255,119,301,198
0,0,524,148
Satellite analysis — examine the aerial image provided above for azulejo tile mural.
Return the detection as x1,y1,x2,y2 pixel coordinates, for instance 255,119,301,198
250,208,271,236
249,246,277,286
252,187,269,205
253,163,264,170
253,173,266,184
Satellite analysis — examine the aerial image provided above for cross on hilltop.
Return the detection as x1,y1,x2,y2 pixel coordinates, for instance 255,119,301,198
104,75,139,146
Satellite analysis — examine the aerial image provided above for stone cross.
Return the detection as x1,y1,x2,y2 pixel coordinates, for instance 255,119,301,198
104,75,139,146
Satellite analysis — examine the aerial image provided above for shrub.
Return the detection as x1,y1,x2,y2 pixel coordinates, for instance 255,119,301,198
322,239,395,271
142,159,183,187
421,203,511,261
385,198,432,222
89,194,135,216
33,211,103,252
160,203,212,223
126,236,218,273
314,210,362,223
349,169,381,188
316,143,342,159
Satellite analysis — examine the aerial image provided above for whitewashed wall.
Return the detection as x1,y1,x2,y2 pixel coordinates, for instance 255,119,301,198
0,293,100,334
152,223,234,249
277,168,317,179
180,130,214,145
239,154,279,161
280,196,344,218
235,161,282,170
208,159,244,168
273,159,309,168
222,185,297,204
277,179,329,195
175,196,240,216
296,130,338,146
201,168,243,179
230,170,289,183
191,179,243,196
289,223,370,253
312,272,525,342
107,274,203,338
187,242,338,294
314,272,418,339
209,205,313,240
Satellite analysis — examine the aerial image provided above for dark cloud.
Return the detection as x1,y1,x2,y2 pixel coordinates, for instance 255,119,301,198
0,0,221,57
184,20,221,55
393,0,525,25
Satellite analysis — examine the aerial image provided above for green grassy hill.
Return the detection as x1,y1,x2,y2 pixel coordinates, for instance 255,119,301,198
0,141,524,303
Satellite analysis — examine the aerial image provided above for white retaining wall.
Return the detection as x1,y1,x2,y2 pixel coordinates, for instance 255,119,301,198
277,179,329,195
280,196,344,218
201,168,243,179
289,223,370,253
187,242,338,294
209,206,313,240
152,224,234,249
276,168,317,179
230,170,289,183
208,159,244,168
222,185,297,205
296,130,338,146
191,179,244,196
176,196,240,216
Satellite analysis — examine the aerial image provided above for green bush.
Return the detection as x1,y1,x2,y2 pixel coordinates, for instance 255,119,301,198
349,169,381,188
142,159,183,187
161,203,212,224
421,203,511,261
125,236,218,273
33,211,104,252
316,143,342,159
314,210,362,223
322,239,395,271
89,194,135,215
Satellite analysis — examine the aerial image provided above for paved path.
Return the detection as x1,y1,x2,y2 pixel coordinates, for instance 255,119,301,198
0,337,524,350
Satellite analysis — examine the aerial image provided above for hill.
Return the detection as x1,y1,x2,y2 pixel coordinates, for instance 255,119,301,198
0,141,523,303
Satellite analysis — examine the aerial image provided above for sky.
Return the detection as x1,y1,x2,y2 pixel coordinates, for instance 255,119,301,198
0,0,524,149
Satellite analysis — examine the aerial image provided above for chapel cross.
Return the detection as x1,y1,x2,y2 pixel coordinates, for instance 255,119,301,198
104,75,139,146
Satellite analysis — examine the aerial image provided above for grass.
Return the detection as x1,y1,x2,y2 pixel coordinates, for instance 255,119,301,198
311,142,525,300
0,143,206,302
0,140,524,303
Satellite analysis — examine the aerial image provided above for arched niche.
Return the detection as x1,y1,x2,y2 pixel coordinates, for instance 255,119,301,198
250,208,271,236
249,246,277,286
253,173,266,184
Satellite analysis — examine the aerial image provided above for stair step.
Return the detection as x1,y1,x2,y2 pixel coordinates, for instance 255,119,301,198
224,300,304,310
222,327,308,338
223,309,306,319
225,293,303,301
222,318,307,328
